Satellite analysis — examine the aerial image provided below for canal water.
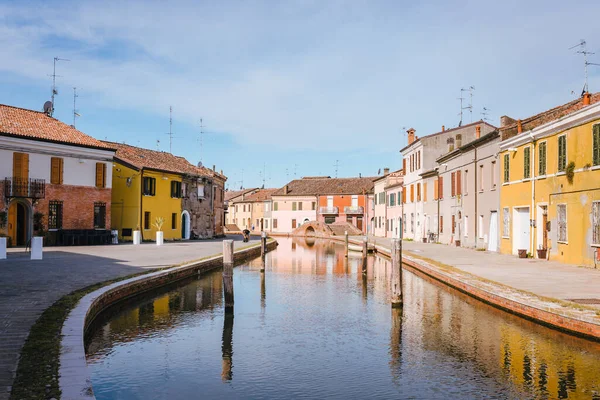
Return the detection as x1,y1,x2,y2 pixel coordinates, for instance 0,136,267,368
86,238,600,399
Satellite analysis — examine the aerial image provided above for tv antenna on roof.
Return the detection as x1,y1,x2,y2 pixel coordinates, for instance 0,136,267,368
570,39,600,94
72,87,80,128
459,86,474,125
199,118,204,162
49,56,70,116
165,106,176,153
481,106,491,122
334,160,339,178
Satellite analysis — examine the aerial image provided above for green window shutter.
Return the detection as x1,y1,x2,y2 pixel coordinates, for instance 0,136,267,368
524,147,530,179
504,154,510,182
538,143,546,175
593,125,600,166
558,135,566,172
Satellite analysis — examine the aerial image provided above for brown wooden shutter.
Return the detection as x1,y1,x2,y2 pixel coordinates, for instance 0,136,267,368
439,176,444,199
456,170,462,196
96,163,106,188
433,179,438,200
451,172,456,197
423,182,427,202
13,152,29,180
51,157,64,184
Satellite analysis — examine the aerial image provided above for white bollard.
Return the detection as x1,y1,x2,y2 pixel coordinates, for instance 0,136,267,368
0,237,6,260
30,236,43,260
156,231,164,246
133,230,141,245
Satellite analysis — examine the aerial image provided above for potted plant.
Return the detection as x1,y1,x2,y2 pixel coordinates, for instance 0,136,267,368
0,211,7,229
536,245,547,259
518,249,527,258
153,217,165,246
133,224,141,245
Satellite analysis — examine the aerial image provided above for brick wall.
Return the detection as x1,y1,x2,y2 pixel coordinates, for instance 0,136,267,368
37,184,112,230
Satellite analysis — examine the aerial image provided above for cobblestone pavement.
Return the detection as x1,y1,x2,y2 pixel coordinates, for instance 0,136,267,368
355,235,600,301
0,236,257,400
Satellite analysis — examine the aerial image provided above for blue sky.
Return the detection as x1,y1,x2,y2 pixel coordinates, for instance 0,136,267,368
2,0,600,189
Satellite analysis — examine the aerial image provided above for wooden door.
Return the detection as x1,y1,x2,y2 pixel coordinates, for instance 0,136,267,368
542,208,548,250
7,202,17,247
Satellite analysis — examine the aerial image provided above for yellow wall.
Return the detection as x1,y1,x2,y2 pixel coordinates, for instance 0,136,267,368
111,163,142,239
500,118,600,266
110,163,183,241
141,170,183,241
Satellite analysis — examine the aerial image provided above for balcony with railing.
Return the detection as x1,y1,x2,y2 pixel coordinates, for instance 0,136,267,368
3,177,46,199
344,206,364,215
319,206,338,215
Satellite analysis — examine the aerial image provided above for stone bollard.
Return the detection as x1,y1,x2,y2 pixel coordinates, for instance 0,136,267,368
222,240,234,312
362,236,368,258
0,237,6,260
31,237,43,260
390,238,403,308
344,231,349,258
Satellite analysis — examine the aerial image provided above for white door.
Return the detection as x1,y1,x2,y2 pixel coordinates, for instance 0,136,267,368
351,195,358,208
487,212,498,252
513,207,530,254
327,196,333,208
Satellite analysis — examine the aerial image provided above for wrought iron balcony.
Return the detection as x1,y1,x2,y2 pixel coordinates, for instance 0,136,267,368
319,206,338,215
344,206,364,215
3,177,46,199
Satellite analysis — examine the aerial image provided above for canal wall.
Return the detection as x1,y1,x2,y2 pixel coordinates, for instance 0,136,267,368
59,239,277,400
334,236,600,342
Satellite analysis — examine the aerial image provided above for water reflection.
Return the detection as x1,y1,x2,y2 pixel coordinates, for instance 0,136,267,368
87,238,600,399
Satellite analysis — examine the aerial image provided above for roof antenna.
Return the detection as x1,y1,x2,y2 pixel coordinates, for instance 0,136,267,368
156,139,160,150
199,118,204,162
459,86,474,125
165,106,175,153
570,39,600,95
294,163,298,178
49,56,70,116
334,160,339,178
481,106,491,123
72,87,80,128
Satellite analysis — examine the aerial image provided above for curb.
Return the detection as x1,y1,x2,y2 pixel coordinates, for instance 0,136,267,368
59,240,277,400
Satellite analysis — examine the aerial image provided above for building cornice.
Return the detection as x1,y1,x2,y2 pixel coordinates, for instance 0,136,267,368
500,102,600,150
0,135,115,160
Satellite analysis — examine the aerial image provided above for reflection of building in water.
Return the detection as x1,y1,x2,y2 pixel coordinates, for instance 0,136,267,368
389,307,403,384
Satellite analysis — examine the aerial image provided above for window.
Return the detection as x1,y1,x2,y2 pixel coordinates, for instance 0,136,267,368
456,170,462,196
171,181,182,198
144,211,151,230
95,162,106,188
452,214,456,234
433,178,438,200
502,207,509,237
593,202,600,245
479,165,484,191
537,142,547,176
410,213,414,232
93,202,106,229
491,162,496,189
170,213,176,229
292,202,297,211
524,147,531,179
325,216,335,224
410,185,414,202
557,204,567,242
455,134,462,148
447,137,454,152
479,215,484,239
438,176,444,199
265,219,269,229
403,214,406,232
390,193,396,206
48,200,63,230
594,124,600,166
503,154,510,183
417,151,421,169
464,170,469,194
451,172,456,197
558,135,567,172
143,177,156,196
439,215,444,233
50,157,64,184
348,216,354,225
273,219,278,229
243,204,246,212
312,202,316,210
464,215,468,237
417,183,421,201
298,202,303,211
403,158,406,173
402,188,406,203
274,202,278,211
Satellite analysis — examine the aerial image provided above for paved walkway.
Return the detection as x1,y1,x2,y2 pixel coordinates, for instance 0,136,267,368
355,236,600,302
0,236,257,400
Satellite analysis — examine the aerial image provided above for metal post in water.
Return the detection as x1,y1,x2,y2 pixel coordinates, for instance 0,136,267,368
261,231,267,259
221,312,234,381
223,240,234,312
362,235,368,257
260,271,266,308
391,238,403,308
345,231,349,258
260,251,266,272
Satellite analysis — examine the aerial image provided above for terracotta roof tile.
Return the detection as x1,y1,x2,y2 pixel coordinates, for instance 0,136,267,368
243,188,278,202
272,176,377,196
0,104,113,150
500,93,600,141
225,188,258,202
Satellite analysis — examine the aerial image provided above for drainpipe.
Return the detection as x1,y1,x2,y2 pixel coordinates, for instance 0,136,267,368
531,134,536,256
139,171,144,241
474,146,478,247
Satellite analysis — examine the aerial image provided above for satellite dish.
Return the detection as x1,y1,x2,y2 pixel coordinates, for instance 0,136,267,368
43,101,53,115
197,161,203,168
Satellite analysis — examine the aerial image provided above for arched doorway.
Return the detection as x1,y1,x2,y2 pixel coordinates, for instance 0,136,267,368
8,200,32,247
181,210,191,240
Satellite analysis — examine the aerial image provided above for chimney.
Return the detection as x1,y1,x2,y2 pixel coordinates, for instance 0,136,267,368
442,125,445,132
583,92,592,105
500,115,517,128
284,185,289,195
475,125,481,139
407,128,416,145
383,168,390,175
517,119,523,134
213,164,216,171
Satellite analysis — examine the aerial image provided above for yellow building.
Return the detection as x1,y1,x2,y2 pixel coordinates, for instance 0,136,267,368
106,142,198,242
499,93,600,266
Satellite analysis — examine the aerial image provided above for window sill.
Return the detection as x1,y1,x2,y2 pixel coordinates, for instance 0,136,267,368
478,190,484,193
523,178,531,182
502,236,510,239
537,175,547,180
591,165,600,171
557,241,568,245
591,243,600,248
490,188,496,191
556,171,566,176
